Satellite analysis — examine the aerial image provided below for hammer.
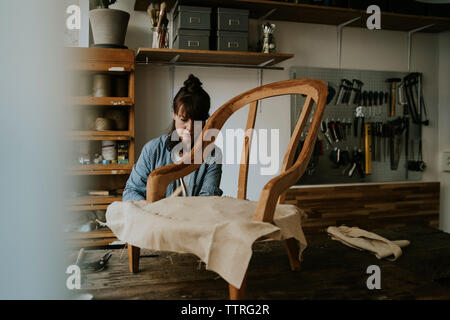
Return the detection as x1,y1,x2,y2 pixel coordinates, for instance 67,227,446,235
386,78,401,117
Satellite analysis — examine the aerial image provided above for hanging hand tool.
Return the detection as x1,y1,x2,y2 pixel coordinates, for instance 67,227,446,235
378,91,384,117
364,123,372,175
348,149,365,178
373,92,379,116
345,119,352,138
328,121,339,142
361,92,367,137
382,122,390,161
387,117,407,170
371,122,376,162
403,73,429,126
340,121,346,141
408,140,426,172
326,82,336,105
376,122,383,162
352,79,364,105
335,79,347,105
336,120,344,141
368,91,374,118
354,106,364,138
321,120,333,145
386,78,401,117
330,148,341,168
342,79,353,104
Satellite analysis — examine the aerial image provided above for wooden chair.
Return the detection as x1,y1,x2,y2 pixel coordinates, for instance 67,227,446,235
127,78,327,299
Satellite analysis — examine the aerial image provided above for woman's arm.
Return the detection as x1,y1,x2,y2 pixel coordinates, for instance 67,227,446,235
122,142,155,201
198,147,223,196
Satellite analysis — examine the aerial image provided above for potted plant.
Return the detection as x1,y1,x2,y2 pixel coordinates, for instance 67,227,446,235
89,0,130,48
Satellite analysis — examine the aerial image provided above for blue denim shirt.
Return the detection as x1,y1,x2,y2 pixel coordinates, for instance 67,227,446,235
123,134,223,201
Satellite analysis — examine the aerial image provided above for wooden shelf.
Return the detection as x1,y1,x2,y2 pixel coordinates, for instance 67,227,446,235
66,229,117,240
69,195,122,206
70,96,134,106
69,164,132,176
67,47,135,72
68,130,133,140
69,169,132,176
135,0,450,33
136,48,293,67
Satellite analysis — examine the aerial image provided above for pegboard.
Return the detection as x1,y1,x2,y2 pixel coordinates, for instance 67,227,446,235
290,66,422,185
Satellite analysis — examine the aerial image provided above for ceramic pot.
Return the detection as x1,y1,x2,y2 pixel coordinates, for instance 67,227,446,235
115,76,128,97
78,73,92,96
89,8,130,47
92,74,112,97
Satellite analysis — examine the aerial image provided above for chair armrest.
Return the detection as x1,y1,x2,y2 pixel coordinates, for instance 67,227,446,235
146,160,201,202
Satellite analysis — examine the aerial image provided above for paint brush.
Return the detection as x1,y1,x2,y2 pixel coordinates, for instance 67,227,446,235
156,1,166,31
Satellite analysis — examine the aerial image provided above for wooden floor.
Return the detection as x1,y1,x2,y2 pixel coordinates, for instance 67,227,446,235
71,225,450,300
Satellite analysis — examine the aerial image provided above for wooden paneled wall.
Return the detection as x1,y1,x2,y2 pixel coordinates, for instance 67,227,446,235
283,182,440,234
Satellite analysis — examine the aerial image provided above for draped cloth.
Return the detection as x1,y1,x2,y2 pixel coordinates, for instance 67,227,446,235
106,196,308,289
327,226,410,261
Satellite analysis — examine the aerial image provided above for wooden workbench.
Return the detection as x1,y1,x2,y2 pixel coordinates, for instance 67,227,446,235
72,225,450,300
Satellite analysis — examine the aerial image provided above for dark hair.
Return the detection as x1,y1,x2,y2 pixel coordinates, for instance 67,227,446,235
166,74,211,151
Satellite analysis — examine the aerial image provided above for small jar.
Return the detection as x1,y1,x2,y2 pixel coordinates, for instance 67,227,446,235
152,26,169,49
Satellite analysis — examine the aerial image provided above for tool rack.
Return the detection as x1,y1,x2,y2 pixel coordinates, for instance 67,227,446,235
291,66,423,185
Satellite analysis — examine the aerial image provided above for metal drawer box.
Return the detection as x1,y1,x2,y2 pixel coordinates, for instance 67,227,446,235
217,7,249,32
173,5,212,31
216,31,248,52
173,29,210,50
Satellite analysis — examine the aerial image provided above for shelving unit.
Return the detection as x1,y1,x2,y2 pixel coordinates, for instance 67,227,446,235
71,96,134,106
135,0,450,33
67,47,135,247
69,131,133,141
134,0,450,33
136,48,294,69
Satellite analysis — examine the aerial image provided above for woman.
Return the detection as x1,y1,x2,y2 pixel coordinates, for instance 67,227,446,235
123,74,223,201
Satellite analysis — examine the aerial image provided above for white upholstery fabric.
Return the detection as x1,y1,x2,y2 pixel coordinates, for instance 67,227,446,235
106,196,308,289
327,226,410,261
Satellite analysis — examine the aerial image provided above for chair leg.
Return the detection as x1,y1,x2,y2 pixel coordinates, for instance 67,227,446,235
128,244,140,273
228,273,247,300
284,238,301,271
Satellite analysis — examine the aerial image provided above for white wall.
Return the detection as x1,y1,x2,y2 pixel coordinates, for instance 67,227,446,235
114,0,449,231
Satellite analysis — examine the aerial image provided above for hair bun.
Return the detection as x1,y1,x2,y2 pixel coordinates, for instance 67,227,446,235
184,74,202,92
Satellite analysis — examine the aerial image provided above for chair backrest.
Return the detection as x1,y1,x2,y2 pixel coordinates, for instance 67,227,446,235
146,79,327,223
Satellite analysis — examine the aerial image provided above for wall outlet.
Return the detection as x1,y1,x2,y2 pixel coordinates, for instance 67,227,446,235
443,152,450,172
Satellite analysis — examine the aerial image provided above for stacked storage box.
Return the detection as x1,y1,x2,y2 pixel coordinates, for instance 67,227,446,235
215,8,249,52
172,4,212,50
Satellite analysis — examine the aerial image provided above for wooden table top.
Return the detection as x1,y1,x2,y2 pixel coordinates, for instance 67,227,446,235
70,225,450,300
